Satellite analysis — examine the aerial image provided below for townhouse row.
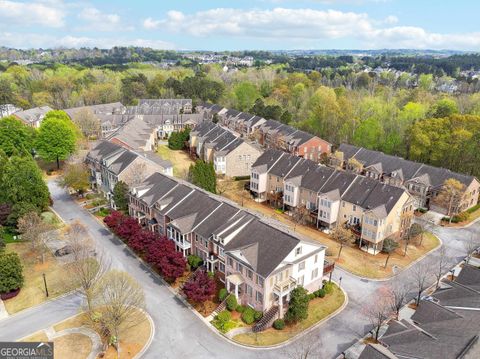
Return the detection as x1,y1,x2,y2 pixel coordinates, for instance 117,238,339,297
196,103,331,162
189,121,263,178
85,140,173,207
128,171,331,315
250,149,414,254
332,143,480,214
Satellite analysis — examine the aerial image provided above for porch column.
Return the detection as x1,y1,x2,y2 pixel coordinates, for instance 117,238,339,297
234,284,239,300
226,278,230,293
359,237,363,248
279,294,284,319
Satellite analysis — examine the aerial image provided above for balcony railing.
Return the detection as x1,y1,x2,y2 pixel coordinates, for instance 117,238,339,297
273,276,297,295
323,260,335,275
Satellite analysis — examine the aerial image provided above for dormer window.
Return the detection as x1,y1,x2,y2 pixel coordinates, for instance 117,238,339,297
295,247,302,256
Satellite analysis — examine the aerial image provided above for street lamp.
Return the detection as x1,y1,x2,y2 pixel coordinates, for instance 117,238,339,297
42,273,49,297
339,276,343,288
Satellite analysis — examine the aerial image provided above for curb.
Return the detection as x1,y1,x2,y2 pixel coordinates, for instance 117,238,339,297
229,281,349,350
133,309,155,359
440,216,480,229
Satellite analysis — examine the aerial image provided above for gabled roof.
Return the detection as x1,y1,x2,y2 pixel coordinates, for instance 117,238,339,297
455,264,480,291
251,149,285,173
359,344,398,359
14,106,52,123
338,143,476,188
86,140,124,162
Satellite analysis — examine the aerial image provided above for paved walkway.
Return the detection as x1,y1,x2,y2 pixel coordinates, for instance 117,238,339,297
1,179,477,359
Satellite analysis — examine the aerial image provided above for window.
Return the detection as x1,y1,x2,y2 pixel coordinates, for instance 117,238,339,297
227,258,233,266
311,268,318,279
299,261,305,270
314,254,318,263
276,272,283,282
236,262,243,273
353,205,356,211
258,276,264,287
247,285,253,297
256,291,263,303
219,263,225,273
295,247,302,256
247,270,253,279
298,275,304,285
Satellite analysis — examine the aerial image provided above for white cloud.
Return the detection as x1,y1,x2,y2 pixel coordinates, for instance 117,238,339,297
0,0,66,28
0,31,175,49
144,7,480,50
78,7,128,32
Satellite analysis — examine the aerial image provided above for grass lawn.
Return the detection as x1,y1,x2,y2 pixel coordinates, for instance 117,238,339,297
157,144,194,178
21,331,50,342
233,284,345,346
54,334,92,359
53,310,152,359
4,242,68,314
41,211,64,229
221,186,440,279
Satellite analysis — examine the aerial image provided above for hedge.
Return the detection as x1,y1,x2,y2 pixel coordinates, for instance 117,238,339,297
254,310,263,321
323,282,334,294
236,304,246,313
467,203,480,213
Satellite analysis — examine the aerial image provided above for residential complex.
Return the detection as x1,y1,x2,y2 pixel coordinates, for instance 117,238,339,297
128,171,330,316
85,140,173,207
189,121,263,177
196,103,332,161
250,149,414,254
359,264,480,359
13,106,53,128
332,143,480,213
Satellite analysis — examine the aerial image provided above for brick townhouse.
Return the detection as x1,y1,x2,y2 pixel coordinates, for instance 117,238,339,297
128,172,331,316
251,149,414,254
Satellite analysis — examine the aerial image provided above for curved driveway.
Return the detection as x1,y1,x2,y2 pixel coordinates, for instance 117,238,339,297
0,180,477,359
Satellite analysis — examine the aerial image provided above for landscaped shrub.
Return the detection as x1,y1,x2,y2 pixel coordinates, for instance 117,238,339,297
323,282,334,294
187,255,203,270
316,289,326,298
0,252,24,294
254,310,263,321
226,294,237,311
416,208,427,213
217,310,231,323
241,307,255,325
236,304,246,313
467,204,480,213
308,293,316,301
285,287,309,323
456,212,470,222
218,288,228,301
273,319,285,330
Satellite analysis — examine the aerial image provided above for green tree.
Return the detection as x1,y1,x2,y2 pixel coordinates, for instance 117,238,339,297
0,116,36,157
353,117,383,149
234,82,259,111
430,98,458,118
0,156,50,225
168,128,190,150
36,113,77,169
0,252,24,294
60,162,90,195
188,160,216,193
285,286,309,323
113,181,129,212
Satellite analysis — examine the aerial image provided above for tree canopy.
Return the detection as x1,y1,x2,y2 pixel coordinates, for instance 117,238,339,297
0,116,35,157
36,111,78,168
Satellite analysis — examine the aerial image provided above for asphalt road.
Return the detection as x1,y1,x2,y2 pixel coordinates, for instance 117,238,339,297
0,180,477,359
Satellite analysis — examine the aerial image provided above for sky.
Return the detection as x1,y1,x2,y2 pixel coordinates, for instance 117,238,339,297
1,0,480,51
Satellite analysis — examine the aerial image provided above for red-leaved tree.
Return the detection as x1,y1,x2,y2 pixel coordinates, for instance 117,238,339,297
115,216,141,242
146,238,186,282
129,230,159,255
183,270,216,304
103,211,125,231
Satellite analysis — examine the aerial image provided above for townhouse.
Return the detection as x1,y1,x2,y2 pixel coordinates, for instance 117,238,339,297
359,264,480,359
127,99,206,138
251,149,414,254
108,116,158,152
128,172,330,316
13,106,53,127
85,141,172,207
333,143,480,214
196,103,331,161
64,102,127,138
189,121,263,178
